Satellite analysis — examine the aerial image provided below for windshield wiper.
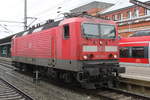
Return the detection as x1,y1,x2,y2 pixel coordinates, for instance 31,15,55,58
84,34,99,38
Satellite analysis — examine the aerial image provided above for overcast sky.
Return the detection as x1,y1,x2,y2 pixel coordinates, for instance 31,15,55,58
0,0,121,39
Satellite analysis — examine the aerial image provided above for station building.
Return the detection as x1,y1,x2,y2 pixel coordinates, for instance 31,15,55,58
100,0,150,37
0,35,14,57
71,0,150,37
71,1,114,16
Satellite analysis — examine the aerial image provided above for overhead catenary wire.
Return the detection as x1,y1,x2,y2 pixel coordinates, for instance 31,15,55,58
23,0,68,26
31,0,79,22
0,0,70,38
32,0,69,17
0,20,23,23
0,24,13,34
32,0,97,21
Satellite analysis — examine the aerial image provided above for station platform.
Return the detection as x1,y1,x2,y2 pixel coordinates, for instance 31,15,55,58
121,65,150,82
0,57,11,61
0,57,12,65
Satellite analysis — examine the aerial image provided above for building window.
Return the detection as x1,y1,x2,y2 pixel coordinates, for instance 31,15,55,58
112,15,117,21
63,24,70,39
105,16,110,20
112,15,115,20
127,11,131,19
133,8,139,17
105,16,108,19
121,13,123,20
118,13,121,20
115,15,118,20
145,8,150,15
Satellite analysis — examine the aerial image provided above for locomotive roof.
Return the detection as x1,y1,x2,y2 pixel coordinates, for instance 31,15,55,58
15,15,115,38
15,20,61,38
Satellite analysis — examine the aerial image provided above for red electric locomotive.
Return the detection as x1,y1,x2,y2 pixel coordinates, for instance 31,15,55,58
119,30,150,67
11,13,125,88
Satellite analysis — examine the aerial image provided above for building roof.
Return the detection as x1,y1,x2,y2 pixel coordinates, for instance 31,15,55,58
102,0,150,14
0,34,15,44
71,1,114,13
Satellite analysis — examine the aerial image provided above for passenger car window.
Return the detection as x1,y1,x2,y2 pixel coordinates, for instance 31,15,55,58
120,47,130,58
132,47,145,58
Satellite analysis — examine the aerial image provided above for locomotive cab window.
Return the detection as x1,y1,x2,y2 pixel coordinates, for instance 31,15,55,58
63,24,70,39
100,24,116,39
82,23,99,38
82,23,116,39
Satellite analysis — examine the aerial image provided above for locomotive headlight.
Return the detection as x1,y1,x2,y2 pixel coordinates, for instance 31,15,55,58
99,41,102,45
113,54,117,58
83,55,88,60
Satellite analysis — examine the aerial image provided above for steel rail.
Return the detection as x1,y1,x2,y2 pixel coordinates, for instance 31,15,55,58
91,87,150,100
108,87,150,100
0,77,33,100
1,60,150,100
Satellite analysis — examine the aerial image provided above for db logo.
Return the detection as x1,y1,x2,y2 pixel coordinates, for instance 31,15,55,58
136,59,141,62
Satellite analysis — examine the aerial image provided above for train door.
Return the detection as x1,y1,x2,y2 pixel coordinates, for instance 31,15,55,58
62,24,71,59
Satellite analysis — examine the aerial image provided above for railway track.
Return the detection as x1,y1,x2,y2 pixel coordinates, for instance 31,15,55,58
0,78,33,100
0,58,12,65
89,87,150,100
0,60,150,100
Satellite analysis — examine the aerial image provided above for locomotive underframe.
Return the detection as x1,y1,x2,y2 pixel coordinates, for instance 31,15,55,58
77,60,125,88
12,56,125,88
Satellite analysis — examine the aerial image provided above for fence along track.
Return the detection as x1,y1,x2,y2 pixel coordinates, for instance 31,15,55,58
0,78,33,100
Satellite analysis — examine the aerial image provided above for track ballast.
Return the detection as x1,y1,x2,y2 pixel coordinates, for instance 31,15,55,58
0,78,33,100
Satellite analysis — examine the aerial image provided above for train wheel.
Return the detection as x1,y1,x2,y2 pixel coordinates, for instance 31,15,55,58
62,72,72,83
21,64,27,72
47,68,58,79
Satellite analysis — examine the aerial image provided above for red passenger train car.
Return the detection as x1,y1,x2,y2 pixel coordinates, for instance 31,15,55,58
119,30,150,67
11,13,125,88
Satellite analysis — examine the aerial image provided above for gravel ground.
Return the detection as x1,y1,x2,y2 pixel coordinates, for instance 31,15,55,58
0,65,101,100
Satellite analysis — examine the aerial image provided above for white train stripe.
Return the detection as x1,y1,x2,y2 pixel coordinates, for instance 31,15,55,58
119,41,150,44
119,62,150,67
83,45,98,52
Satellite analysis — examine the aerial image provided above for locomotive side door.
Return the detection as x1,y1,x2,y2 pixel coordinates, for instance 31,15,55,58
56,24,71,70
50,36,56,66
62,24,71,59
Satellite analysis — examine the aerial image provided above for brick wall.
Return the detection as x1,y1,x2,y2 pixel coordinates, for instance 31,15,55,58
101,5,150,37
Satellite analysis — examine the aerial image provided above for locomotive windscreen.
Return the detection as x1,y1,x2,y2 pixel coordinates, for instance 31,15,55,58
82,23,116,39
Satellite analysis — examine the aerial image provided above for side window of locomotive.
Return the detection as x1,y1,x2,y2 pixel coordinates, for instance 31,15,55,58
132,47,147,58
63,24,70,39
120,47,130,58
